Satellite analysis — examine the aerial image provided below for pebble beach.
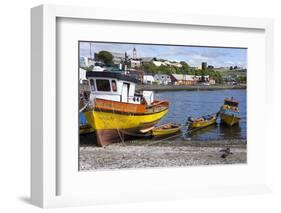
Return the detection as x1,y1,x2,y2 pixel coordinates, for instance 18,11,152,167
79,139,247,171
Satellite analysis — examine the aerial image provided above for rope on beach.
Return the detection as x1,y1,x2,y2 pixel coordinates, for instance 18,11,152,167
145,133,182,146
111,105,127,146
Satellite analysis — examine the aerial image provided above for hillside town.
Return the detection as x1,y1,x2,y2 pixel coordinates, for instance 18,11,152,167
79,47,247,88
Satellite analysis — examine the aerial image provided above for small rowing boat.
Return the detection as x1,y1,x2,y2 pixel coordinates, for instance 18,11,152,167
152,123,181,136
187,114,217,131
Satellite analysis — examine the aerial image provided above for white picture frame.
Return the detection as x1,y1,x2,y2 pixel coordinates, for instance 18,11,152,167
31,4,274,208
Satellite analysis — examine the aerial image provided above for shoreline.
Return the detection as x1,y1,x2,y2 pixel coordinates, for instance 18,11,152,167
79,139,247,171
136,84,246,92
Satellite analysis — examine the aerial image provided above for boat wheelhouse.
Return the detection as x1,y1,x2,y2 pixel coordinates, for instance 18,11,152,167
82,71,169,146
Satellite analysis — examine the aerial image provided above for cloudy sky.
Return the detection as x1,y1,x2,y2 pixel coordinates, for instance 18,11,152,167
79,41,247,68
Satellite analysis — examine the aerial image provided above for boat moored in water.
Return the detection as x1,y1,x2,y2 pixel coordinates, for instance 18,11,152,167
220,98,240,126
81,71,169,146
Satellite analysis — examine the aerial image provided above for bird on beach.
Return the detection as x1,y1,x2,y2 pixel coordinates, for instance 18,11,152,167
219,147,233,158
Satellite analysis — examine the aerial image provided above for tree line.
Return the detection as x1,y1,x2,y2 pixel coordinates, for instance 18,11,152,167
85,50,223,84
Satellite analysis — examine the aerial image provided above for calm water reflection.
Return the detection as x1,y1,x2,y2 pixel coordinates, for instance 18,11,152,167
156,89,247,140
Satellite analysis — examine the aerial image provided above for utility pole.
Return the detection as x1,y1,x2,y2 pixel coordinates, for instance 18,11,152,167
89,42,92,59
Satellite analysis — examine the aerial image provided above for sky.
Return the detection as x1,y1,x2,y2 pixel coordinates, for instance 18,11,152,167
79,41,247,68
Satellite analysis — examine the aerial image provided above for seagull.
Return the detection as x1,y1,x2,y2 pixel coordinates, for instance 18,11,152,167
219,147,233,158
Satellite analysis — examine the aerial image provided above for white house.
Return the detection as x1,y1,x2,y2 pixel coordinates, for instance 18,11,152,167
154,74,171,85
143,75,155,84
153,60,183,68
152,61,163,67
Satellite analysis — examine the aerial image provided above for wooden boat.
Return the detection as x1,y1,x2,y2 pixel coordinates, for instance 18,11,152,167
187,114,217,131
220,98,240,126
152,123,181,136
81,71,169,146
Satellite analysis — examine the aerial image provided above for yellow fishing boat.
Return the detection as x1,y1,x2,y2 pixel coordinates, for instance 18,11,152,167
187,114,217,131
220,98,240,126
152,123,181,136
220,113,240,126
81,72,169,146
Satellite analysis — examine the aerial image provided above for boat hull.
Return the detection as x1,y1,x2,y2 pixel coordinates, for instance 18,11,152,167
220,113,240,126
84,108,168,146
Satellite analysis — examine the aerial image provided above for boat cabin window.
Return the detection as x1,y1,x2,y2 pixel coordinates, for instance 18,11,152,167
112,80,117,92
224,100,238,107
89,79,95,91
96,79,111,92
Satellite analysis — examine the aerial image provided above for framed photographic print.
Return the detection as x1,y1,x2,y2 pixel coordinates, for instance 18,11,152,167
31,4,274,208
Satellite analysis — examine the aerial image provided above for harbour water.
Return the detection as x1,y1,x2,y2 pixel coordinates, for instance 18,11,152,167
155,89,247,141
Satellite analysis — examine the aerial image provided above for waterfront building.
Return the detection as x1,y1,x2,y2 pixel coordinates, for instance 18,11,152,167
143,75,155,84
154,74,172,85
171,74,197,85
195,75,210,82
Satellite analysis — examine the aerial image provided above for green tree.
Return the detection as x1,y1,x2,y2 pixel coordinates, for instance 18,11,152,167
236,75,246,83
179,61,190,74
211,71,223,84
96,51,114,66
143,62,158,75
187,68,196,75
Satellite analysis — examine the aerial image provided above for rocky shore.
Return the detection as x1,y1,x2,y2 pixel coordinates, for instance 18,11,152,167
79,139,247,171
